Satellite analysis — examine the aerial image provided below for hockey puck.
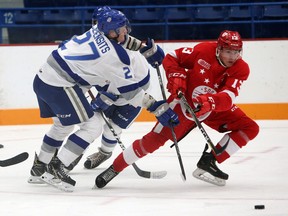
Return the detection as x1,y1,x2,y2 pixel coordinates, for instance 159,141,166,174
0,144,3,148
254,205,265,210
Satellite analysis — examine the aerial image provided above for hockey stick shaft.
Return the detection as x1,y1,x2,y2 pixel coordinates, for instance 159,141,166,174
155,64,186,181
0,152,29,167
170,124,197,148
177,92,227,155
99,111,153,178
87,90,167,179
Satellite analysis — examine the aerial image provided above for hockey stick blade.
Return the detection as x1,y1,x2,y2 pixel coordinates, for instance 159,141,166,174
0,152,29,167
133,163,167,179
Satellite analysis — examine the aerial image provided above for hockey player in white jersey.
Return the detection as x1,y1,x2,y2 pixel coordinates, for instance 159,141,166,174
28,9,179,192
80,6,158,171
58,6,162,172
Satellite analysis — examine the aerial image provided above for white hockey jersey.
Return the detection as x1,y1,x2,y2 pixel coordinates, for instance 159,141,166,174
37,25,150,107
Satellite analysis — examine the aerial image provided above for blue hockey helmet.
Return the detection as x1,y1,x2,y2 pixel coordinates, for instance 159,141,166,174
92,6,111,25
97,9,131,36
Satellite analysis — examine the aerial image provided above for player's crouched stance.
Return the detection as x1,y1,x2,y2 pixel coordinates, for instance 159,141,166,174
94,30,259,188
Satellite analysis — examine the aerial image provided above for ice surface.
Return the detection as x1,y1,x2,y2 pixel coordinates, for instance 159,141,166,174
0,120,287,216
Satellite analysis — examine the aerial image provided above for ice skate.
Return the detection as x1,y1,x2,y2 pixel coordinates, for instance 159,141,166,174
28,152,61,184
28,152,46,184
94,165,119,188
41,156,76,192
64,154,83,173
193,147,229,186
84,147,112,169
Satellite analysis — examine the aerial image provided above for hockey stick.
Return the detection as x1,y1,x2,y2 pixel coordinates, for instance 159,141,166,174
169,125,196,148
0,152,29,167
87,90,167,179
177,91,228,156
155,63,186,181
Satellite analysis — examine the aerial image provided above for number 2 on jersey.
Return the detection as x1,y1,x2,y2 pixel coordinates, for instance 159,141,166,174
123,66,132,79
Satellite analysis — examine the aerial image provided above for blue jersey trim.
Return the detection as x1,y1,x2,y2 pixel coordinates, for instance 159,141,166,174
52,50,90,86
117,70,150,94
118,82,140,94
94,84,109,92
110,40,130,65
138,70,150,88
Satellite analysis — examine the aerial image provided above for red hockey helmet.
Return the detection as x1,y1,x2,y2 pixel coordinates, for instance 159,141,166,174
217,30,243,51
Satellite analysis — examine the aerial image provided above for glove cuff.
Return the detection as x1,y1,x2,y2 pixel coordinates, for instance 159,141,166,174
147,100,168,117
122,35,142,51
140,39,157,58
142,93,156,108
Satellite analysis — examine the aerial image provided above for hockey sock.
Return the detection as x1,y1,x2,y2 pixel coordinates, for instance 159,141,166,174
113,139,145,172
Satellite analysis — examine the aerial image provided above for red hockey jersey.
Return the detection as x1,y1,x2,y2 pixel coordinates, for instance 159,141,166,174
163,42,249,115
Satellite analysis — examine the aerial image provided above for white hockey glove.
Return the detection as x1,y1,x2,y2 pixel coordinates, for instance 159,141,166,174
143,93,179,127
147,100,179,127
140,38,165,68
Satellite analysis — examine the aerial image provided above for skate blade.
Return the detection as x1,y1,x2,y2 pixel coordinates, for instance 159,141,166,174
192,168,226,186
40,172,74,192
27,175,45,184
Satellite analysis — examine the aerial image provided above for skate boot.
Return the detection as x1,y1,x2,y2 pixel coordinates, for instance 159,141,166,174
41,157,76,192
95,165,119,188
64,154,83,173
84,147,112,169
193,147,229,186
28,152,46,184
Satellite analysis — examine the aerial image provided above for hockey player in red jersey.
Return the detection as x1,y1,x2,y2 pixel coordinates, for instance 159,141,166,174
95,30,259,188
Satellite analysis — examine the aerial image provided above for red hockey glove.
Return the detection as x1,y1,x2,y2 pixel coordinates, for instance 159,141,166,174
166,72,187,98
192,95,216,117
